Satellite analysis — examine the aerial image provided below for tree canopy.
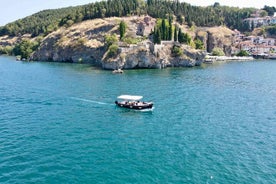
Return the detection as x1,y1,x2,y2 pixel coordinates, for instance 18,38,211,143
0,0,257,37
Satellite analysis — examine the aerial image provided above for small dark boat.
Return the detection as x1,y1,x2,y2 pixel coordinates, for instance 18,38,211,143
115,95,153,110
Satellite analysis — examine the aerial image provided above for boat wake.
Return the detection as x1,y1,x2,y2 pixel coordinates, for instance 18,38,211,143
136,107,155,112
70,97,111,105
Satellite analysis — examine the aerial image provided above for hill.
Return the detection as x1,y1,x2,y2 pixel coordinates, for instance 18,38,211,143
28,16,236,69
1,0,274,69
0,0,255,37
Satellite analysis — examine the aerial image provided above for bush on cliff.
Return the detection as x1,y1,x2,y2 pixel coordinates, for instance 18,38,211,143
0,46,13,55
107,44,119,58
105,34,118,47
194,38,204,50
237,50,249,56
171,45,182,56
212,47,225,56
13,39,40,59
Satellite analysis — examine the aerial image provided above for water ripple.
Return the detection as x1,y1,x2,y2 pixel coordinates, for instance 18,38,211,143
0,57,276,183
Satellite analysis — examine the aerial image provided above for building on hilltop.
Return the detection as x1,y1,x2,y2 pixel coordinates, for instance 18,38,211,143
136,16,155,36
244,16,276,29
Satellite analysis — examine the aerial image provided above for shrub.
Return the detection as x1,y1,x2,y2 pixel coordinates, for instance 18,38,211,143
13,39,40,59
194,38,204,50
212,47,225,56
107,44,118,57
237,50,249,56
105,34,118,47
0,45,13,55
171,45,182,56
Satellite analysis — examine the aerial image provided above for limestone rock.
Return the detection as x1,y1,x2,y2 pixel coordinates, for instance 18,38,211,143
205,26,235,56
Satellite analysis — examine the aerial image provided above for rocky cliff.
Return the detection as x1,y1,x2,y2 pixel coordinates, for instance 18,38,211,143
1,16,237,69
102,42,206,69
31,19,114,65
205,26,235,56
29,16,207,69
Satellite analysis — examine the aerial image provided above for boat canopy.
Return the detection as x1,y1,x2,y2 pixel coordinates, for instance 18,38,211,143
117,95,143,101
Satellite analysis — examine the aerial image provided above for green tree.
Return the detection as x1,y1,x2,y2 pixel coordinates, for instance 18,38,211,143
178,28,184,43
168,15,173,40
260,10,268,17
174,26,178,42
194,38,204,49
156,29,161,44
183,33,192,45
153,26,161,44
237,50,249,56
168,24,173,40
262,5,276,16
161,19,167,40
0,0,256,38
13,39,40,59
119,21,126,40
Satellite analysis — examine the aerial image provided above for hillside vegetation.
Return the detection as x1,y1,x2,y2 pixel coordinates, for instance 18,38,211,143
0,0,256,37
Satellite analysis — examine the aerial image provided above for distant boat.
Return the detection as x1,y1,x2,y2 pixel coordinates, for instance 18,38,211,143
267,55,276,59
115,95,153,110
112,69,124,74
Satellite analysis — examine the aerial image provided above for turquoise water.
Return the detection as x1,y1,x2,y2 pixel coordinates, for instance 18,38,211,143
0,56,275,183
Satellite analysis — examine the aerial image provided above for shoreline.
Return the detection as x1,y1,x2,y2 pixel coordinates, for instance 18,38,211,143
203,56,254,64
1,55,275,70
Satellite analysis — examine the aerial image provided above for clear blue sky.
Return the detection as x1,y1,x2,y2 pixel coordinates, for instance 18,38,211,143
0,0,275,26
0,0,96,26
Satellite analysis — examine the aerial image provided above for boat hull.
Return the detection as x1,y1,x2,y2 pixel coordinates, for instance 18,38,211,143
115,101,153,110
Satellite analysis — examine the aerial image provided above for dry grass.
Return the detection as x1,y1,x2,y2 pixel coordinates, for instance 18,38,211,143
49,16,156,49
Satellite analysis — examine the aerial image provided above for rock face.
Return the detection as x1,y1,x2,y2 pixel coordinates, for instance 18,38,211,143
206,26,235,56
1,16,240,67
32,32,104,65
101,42,206,70
31,19,111,65
30,16,207,70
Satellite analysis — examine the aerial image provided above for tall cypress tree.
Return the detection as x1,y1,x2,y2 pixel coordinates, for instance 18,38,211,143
168,15,173,40
153,26,161,44
161,19,166,40
174,26,178,42
119,21,126,40
157,29,161,44
178,28,184,43
169,25,173,40
153,26,157,44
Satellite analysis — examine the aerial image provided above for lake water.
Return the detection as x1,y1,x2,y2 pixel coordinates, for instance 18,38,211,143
0,56,275,183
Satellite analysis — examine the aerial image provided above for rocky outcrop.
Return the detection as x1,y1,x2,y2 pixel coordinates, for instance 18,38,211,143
31,20,111,65
101,42,206,70
31,32,105,65
29,16,207,70
0,15,249,67
205,26,235,56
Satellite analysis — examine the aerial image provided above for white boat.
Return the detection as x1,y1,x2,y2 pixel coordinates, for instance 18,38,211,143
267,55,276,59
115,95,153,110
112,69,124,73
